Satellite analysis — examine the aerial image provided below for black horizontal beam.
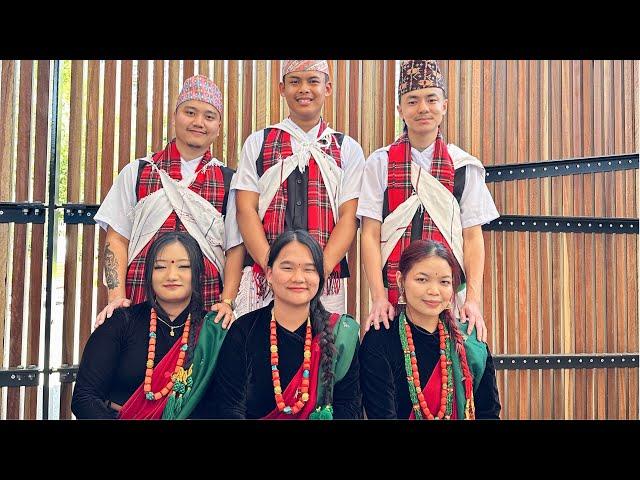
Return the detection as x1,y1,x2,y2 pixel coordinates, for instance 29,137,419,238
55,365,78,384
4,353,633,386
483,215,638,234
494,353,638,370
485,153,638,182
0,366,40,387
62,203,100,224
0,202,46,224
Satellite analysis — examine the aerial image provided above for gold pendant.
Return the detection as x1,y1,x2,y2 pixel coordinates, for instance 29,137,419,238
170,328,175,337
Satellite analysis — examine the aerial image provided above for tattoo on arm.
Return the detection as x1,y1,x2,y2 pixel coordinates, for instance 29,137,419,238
104,242,120,290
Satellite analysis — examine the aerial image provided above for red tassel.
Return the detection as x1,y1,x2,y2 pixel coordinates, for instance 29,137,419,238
252,263,270,299
388,288,399,307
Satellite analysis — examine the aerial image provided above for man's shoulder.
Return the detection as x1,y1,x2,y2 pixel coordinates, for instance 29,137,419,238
337,133,365,150
365,145,391,162
447,144,484,170
216,162,236,175
243,129,267,147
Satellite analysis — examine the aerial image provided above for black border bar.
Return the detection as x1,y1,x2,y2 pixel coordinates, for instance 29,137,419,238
0,366,39,387
2,353,635,386
485,153,638,182
0,202,46,224
494,353,638,370
62,203,100,224
483,215,638,234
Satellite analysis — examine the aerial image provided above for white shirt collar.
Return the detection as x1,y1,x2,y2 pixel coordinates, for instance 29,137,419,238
283,117,322,139
181,155,224,168
410,141,436,161
181,155,204,165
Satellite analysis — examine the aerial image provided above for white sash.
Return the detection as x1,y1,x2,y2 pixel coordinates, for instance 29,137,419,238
127,157,226,281
381,161,465,272
257,121,343,223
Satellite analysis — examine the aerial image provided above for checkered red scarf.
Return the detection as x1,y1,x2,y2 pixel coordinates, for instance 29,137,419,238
255,120,343,296
385,129,456,306
127,139,226,309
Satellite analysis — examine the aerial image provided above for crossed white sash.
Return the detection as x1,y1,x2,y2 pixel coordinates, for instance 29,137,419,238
128,156,226,281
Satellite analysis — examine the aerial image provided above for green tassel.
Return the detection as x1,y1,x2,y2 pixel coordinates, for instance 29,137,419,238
174,394,183,413
309,405,333,420
163,393,177,419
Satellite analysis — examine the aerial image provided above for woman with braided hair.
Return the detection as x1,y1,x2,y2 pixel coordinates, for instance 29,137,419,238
72,232,229,419
195,229,362,419
359,240,500,419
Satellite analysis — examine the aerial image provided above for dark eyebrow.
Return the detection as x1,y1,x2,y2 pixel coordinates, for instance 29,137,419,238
184,105,217,115
416,271,452,279
279,260,316,267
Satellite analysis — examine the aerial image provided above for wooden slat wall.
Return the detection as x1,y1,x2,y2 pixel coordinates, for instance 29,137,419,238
59,60,83,419
24,61,50,419
78,61,99,362
6,60,33,419
0,60,637,419
436,60,638,419
0,62,17,418
96,61,116,316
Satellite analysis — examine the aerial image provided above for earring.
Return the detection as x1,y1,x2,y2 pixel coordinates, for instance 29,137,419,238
397,288,406,305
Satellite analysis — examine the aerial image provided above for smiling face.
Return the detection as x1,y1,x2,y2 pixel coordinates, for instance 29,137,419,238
173,100,221,158
279,70,332,128
397,254,454,323
266,240,321,308
397,87,447,137
151,241,193,308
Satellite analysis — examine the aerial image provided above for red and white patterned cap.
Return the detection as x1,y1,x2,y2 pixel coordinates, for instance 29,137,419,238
281,60,330,79
176,74,223,115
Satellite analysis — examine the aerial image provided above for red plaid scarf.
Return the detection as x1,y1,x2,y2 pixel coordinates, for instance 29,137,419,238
256,120,343,295
385,129,457,306
127,139,226,309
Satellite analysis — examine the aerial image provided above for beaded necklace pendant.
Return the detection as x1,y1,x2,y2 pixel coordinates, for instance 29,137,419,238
399,311,452,419
399,311,477,419
144,308,191,401
270,311,313,415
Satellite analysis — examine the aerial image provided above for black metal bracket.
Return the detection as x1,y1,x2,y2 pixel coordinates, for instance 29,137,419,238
494,353,639,370
62,204,100,225
485,153,638,182
0,202,46,224
55,365,78,384
483,215,638,234
4,354,635,386
0,366,40,387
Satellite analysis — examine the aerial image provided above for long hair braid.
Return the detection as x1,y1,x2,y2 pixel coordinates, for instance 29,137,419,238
311,297,336,406
441,309,466,357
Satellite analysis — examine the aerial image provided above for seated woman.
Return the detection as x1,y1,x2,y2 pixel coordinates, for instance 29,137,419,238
72,232,229,419
194,230,362,419
359,240,501,419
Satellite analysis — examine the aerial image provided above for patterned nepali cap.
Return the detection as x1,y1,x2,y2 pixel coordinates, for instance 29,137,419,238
176,74,223,115
398,60,446,101
281,60,330,79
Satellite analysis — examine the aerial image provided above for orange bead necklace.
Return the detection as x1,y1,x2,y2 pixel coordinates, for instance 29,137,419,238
144,308,191,401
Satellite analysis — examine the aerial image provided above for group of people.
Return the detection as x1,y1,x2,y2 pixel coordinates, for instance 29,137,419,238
71,59,501,420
